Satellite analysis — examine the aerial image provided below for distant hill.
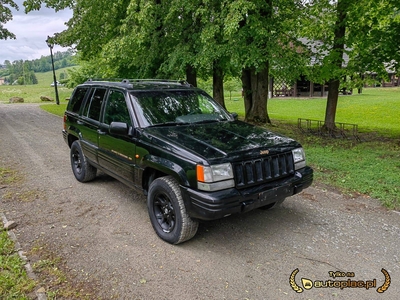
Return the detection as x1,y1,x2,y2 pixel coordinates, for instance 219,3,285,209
35,66,77,87
0,51,77,85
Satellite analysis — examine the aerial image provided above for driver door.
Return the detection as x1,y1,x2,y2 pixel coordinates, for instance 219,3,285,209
97,89,137,187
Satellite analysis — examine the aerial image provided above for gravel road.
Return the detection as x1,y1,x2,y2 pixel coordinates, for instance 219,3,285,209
0,103,399,300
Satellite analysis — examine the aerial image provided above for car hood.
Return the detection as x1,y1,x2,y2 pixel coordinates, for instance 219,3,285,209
142,120,300,162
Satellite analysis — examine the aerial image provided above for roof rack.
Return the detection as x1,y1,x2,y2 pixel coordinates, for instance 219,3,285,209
122,79,192,87
84,78,192,88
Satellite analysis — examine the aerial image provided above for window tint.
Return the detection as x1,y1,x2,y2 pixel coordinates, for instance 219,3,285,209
131,90,230,126
82,88,107,121
103,90,131,125
82,89,94,117
68,87,88,113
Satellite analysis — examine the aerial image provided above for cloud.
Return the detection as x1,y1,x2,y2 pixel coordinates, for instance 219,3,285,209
0,0,72,63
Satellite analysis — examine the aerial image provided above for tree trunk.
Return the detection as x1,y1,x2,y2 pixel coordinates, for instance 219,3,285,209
241,68,252,118
241,64,271,124
324,0,347,130
185,64,197,87
239,0,272,124
213,61,225,108
325,79,340,128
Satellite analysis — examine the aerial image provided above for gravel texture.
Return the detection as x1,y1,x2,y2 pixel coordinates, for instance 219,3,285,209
0,103,399,299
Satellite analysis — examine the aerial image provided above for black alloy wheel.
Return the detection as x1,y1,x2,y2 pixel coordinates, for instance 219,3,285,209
70,141,97,182
147,176,198,244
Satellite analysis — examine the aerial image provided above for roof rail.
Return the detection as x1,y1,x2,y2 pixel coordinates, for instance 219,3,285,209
122,79,192,87
83,78,193,88
84,78,133,88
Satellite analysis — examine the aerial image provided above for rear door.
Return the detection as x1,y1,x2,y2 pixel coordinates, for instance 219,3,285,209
97,89,137,186
78,87,107,164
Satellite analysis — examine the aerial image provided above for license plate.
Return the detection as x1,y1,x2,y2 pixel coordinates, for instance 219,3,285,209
259,186,293,203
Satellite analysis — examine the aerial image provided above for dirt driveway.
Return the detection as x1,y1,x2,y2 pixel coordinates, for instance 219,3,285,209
0,103,399,300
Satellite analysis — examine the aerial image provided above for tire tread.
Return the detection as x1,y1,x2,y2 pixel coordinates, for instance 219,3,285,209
148,176,198,244
70,141,97,182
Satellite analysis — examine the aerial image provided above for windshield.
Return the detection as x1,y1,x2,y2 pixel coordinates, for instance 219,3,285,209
130,89,232,127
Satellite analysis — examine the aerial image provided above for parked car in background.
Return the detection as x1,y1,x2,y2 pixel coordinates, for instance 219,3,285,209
51,81,63,87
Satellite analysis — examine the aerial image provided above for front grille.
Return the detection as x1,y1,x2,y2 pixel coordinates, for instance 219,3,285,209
233,152,294,188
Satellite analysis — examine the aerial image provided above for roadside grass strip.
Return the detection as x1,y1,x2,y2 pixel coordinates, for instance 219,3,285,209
0,222,36,299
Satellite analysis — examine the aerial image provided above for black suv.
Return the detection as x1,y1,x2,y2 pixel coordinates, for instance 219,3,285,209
63,79,313,244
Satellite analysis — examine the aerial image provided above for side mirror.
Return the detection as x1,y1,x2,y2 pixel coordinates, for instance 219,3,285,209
109,122,129,136
230,112,238,120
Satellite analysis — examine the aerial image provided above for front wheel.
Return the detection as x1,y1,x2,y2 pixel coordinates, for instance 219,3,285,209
70,140,97,182
147,176,198,244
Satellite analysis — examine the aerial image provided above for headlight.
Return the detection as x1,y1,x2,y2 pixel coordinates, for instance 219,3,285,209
292,148,306,170
197,163,234,191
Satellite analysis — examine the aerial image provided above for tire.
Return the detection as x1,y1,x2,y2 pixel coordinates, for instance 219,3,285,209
147,176,198,244
70,140,97,182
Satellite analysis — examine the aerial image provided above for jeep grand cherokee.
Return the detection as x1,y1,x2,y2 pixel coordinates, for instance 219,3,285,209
63,79,313,244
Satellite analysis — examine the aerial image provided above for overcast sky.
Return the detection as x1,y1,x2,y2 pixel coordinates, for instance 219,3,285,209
0,0,72,63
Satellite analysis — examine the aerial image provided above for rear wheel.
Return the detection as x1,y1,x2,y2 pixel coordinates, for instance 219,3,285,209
70,140,97,182
147,176,198,244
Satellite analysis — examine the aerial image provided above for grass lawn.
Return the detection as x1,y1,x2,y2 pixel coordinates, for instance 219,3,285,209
0,167,36,298
226,87,400,208
0,68,75,104
226,87,400,137
0,228,36,299
303,138,399,208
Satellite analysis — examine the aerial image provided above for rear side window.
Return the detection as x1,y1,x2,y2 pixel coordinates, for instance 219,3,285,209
68,87,88,113
82,88,107,121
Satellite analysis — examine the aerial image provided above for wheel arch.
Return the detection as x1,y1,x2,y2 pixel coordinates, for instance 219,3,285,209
67,134,79,148
141,155,191,193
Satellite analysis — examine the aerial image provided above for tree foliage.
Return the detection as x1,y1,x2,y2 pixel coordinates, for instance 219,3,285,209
0,0,18,39
3,60,37,84
298,0,400,128
21,0,400,125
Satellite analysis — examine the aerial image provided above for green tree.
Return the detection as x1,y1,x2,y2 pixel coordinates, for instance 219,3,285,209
224,77,242,100
300,0,400,130
30,71,38,84
223,0,306,123
23,0,305,121
23,0,400,127
0,0,18,39
161,0,202,85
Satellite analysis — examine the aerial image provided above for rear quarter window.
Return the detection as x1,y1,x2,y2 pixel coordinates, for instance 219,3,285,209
68,87,89,113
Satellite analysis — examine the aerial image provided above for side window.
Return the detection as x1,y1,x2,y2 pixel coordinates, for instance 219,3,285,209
68,87,88,113
82,88,107,121
103,90,131,125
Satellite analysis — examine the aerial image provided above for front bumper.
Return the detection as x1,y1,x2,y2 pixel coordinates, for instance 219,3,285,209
181,166,313,221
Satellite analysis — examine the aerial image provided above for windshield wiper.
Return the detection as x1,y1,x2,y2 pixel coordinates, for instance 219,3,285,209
149,121,190,127
192,119,226,124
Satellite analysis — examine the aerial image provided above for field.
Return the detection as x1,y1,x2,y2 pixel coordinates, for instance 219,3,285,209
0,68,75,104
225,87,400,137
0,74,399,208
